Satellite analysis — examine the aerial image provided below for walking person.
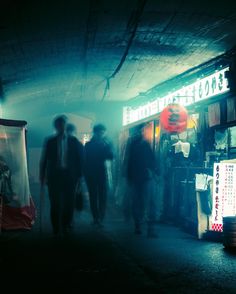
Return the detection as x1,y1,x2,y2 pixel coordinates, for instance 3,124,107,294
66,123,77,137
66,122,84,227
84,124,113,226
40,115,84,236
126,123,158,237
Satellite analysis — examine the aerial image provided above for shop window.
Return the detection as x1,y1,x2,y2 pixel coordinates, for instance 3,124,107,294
215,129,228,150
229,126,236,147
213,126,236,160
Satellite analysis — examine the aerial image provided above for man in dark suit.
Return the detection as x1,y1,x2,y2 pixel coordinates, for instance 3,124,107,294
85,124,113,226
40,115,84,236
126,123,158,237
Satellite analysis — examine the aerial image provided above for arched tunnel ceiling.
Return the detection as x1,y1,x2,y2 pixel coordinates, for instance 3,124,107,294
1,0,236,109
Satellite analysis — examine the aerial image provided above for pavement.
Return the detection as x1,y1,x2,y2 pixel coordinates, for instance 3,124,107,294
1,207,236,293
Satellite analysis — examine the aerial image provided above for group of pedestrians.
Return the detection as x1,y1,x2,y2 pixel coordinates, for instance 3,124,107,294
40,115,113,236
40,115,158,238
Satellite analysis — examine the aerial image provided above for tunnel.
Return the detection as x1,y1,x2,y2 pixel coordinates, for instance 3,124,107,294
1,0,236,292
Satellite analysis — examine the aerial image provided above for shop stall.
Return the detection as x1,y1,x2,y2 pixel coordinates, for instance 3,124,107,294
121,54,236,239
0,119,35,231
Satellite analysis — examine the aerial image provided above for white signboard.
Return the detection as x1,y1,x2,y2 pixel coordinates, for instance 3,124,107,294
123,67,229,126
211,163,236,232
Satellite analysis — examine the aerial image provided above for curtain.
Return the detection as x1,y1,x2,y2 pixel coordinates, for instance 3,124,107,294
208,102,220,127
227,97,236,122
0,121,35,230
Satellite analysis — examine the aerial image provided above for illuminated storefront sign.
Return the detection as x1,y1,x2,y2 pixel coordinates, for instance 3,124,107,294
211,163,236,232
123,67,229,126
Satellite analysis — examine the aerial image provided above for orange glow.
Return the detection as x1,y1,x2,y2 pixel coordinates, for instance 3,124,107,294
0,133,9,139
187,115,198,129
143,122,154,144
155,125,161,139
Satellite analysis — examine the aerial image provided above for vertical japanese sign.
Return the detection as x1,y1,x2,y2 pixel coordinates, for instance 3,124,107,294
212,163,236,232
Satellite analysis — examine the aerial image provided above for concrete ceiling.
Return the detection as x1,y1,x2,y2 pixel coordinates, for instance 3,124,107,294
1,0,236,110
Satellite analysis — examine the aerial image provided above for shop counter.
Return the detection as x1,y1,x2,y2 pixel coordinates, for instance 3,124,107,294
165,166,213,238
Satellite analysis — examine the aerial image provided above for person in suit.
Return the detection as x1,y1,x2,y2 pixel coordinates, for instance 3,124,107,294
66,123,76,137
126,123,158,237
40,115,84,236
66,123,84,224
84,124,113,226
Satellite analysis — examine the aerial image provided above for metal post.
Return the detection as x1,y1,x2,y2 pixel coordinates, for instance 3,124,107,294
39,186,45,235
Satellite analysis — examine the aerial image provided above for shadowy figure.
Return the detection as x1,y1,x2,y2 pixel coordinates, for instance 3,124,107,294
66,123,85,223
40,115,84,236
85,124,113,226
126,123,158,237
0,156,16,204
66,123,76,137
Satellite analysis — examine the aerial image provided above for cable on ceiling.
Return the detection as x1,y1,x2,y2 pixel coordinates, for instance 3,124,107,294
101,0,147,101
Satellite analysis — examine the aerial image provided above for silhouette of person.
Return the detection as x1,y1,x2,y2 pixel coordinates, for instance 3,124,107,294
84,124,113,226
66,122,85,224
126,123,158,237
0,156,15,204
66,123,76,137
40,115,84,236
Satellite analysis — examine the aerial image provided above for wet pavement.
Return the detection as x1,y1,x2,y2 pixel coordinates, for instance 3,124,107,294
1,209,236,293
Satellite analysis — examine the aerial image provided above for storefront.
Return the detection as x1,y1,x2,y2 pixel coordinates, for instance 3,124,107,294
121,54,236,239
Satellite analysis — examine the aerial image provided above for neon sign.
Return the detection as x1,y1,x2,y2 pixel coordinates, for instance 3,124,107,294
123,67,229,126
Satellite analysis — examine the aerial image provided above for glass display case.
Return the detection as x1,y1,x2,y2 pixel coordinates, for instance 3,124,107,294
0,119,35,231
